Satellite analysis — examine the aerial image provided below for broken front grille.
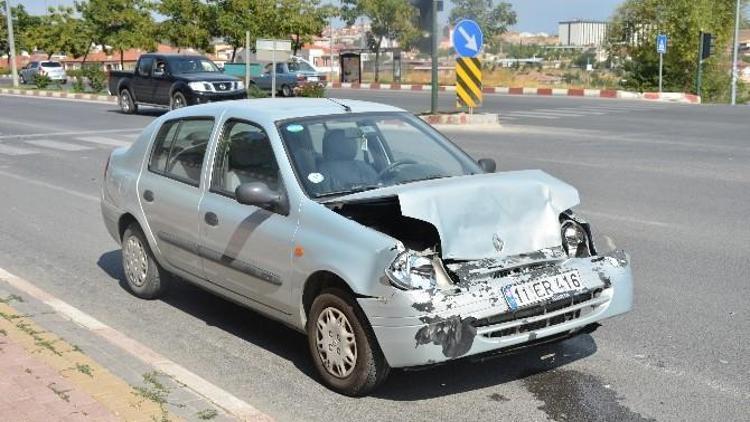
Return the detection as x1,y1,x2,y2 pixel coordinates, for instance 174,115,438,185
473,288,605,339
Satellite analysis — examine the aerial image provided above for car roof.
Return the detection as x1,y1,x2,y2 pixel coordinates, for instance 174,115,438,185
172,98,407,123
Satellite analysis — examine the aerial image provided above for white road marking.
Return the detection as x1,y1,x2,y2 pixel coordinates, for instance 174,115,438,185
533,108,607,115
0,169,99,202
0,128,141,140
27,139,94,151
75,136,131,147
0,144,38,156
503,112,561,119
580,209,674,228
0,267,273,421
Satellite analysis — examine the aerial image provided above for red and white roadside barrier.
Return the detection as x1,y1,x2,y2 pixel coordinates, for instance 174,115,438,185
329,82,701,104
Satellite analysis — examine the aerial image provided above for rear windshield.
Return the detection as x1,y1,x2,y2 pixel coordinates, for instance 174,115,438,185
288,61,315,72
41,62,62,67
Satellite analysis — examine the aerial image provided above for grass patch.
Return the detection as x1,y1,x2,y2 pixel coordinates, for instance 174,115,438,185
75,363,94,377
132,371,184,422
0,328,6,336
196,408,218,420
0,311,22,321
15,321,62,356
0,294,24,304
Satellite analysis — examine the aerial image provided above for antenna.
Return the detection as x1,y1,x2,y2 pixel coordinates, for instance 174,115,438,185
326,97,352,112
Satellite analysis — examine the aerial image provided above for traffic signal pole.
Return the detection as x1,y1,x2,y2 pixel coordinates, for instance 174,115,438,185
4,0,19,87
430,0,438,114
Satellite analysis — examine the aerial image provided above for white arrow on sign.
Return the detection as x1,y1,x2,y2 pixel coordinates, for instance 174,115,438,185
457,26,479,52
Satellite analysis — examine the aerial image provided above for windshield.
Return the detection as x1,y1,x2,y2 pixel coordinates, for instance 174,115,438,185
288,60,315,72
41,62,62,67
278,112,482,198
170,57,220,74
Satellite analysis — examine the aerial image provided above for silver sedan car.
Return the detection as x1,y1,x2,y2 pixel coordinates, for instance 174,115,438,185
101,98,633,396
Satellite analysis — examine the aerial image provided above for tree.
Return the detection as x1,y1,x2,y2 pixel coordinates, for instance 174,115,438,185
608,0,748,102
76,0,156,68
342,0,420,82
449,0,517,52
275,0,337,55
23,6,92,59
157,0,212,52
1,2,42,66
210,0,276,62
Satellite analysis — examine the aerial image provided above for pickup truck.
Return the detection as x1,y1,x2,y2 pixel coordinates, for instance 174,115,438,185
253,59,327,97
109,54,247,114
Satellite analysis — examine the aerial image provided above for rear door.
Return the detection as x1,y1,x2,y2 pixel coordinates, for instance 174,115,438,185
138,117,215,278
133,57,154,103
198,119,296,314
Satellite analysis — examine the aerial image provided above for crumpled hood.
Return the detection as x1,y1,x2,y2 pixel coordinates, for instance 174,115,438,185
330,170,580,260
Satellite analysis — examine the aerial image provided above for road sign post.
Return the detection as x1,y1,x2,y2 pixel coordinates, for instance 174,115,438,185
256,39,292,99
4,0,19,87
657,34,667,93
452,19,484,111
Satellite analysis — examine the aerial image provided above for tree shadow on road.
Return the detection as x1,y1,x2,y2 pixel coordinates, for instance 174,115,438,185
97,249,598,400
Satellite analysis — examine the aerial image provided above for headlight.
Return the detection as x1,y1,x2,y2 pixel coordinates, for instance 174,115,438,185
561,220,591,258
236,81,245,90
188,82,212,92
385,251,436,290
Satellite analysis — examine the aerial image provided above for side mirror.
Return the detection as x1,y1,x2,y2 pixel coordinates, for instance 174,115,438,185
478,158,497,173
235,182,288,214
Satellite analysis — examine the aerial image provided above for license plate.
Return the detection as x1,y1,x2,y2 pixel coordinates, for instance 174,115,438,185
308,76,319,82
502,270,583,311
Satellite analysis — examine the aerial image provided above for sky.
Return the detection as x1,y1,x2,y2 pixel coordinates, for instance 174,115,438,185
17,0,624,34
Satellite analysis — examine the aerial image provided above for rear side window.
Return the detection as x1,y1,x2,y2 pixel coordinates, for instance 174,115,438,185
149,118,214,186
138,57,154,76
41,62,62,67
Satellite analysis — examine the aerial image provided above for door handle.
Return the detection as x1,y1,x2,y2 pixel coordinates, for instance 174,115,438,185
143,190,154,202
204,212,219,226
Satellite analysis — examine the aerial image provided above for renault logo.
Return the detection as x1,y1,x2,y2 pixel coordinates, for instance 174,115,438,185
492,233,504,253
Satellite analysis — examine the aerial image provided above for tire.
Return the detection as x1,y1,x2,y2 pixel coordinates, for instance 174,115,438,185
281,84,293,97
170,91,187,110
20,74,26,84
121,224,169,299
119,89,138,114
307,288,390,396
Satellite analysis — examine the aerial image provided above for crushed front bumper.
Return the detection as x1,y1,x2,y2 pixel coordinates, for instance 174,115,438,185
358,250,633,368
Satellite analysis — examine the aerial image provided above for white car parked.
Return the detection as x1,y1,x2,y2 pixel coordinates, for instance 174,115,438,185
20,61,67,84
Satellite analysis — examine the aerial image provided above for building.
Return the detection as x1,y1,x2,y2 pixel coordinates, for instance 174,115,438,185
558,20,609,47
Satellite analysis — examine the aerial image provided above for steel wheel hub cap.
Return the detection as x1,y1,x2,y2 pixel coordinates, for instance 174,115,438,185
316,307,357,378
123,236,148,287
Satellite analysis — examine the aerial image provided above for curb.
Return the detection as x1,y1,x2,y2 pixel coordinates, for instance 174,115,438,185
0,87,116,103
420,112,499,125
329,83,701,104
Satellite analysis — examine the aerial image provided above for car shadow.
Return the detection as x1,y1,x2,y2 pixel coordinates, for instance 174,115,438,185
106,108,167,117
97,249,598,400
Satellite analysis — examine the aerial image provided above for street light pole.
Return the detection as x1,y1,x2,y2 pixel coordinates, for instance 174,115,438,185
430,0,438,114
730,0,741,105
4,0,19,87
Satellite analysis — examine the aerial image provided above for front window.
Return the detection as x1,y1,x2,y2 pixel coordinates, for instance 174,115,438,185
170,57,220,74
212,120,280,196
278,112,482,198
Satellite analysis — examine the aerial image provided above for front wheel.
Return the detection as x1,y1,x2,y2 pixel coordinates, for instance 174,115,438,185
121,224,169,299
119,89,138,114
307,288,390,396
170,91,187,110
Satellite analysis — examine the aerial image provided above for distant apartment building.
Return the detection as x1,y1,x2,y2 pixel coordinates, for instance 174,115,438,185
558,20,609,47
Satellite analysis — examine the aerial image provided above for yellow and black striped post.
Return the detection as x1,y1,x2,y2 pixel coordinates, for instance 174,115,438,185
456,57,482,109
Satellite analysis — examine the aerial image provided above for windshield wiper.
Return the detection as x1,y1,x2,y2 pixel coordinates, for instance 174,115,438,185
315,184,383,198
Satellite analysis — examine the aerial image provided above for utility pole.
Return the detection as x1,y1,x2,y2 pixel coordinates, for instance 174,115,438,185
245,31,250,92
730,0,741,105
4,0,19,87
430,0,438,114
329,21,335,83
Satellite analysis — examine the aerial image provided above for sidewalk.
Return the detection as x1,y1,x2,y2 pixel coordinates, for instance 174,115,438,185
0,290,237,422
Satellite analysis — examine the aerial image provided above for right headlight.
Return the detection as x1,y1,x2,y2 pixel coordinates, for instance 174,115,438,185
561,220,592,258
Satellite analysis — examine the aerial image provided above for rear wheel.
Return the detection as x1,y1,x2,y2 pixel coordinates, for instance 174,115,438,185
20,74,26,84
170,91,187,110
307,288,390,396
119,89,138,114
281,84,293,97
121,224,169,299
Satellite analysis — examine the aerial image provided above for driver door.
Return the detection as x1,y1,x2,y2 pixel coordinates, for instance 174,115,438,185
198,119,296,315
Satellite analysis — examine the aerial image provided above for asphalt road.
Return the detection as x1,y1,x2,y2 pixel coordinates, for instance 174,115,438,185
0,92,748,421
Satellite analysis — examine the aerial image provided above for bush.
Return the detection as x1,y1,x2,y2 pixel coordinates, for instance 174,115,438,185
72,76,85,93
296,83,326,98
246,83,268,98
83,65,106,93
33,73,51,89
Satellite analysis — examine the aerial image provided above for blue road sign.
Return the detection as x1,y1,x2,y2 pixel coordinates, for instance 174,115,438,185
452,19,484,58
657,34,667,54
